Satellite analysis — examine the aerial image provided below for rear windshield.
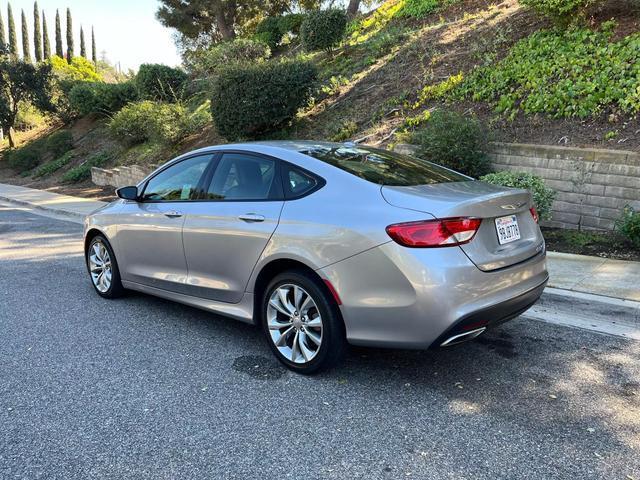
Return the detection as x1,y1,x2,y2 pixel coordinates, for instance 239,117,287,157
301,145,469,186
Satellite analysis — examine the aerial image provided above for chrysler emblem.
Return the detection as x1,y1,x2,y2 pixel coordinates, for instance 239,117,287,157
500,202,526,210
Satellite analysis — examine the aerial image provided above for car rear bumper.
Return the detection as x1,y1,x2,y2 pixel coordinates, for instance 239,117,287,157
318,241,548,349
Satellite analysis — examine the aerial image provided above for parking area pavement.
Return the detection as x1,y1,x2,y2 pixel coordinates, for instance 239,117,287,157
1,205,639,480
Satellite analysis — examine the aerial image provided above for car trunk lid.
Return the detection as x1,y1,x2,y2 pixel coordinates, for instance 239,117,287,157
381,181,545,271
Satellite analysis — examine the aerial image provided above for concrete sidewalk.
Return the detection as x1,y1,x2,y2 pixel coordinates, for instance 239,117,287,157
0,183,106,220
1,182,639,302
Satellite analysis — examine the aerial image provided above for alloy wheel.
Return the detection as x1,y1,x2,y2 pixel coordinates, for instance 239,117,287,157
267,284,323,364
89,241,113,293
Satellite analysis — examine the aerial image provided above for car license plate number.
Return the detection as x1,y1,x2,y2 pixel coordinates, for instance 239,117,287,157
495,215,520,245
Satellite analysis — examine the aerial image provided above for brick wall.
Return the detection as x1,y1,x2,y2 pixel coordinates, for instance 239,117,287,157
395,142,640,231
91,164,157,189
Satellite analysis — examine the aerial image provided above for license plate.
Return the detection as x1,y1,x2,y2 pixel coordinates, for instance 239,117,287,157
495,215,521,245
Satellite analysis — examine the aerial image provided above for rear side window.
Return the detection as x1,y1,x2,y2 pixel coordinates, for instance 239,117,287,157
301,145,469,186
282,164,319,199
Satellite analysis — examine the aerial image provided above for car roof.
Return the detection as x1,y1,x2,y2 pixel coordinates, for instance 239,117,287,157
186,140,362,157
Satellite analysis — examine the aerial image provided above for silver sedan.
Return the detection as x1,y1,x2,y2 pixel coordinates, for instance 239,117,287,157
84,141,548,374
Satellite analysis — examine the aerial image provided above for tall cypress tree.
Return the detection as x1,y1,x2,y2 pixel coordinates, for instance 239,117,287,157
21,9,31,62
79,26,85,58
65,7,73,62
33,2,42,62
42,10,50,59
7,4,18,58
54,9,62,57
0,9,6,49
91,26,96,64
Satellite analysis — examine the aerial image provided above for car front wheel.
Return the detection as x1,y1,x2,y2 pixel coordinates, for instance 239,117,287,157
86,234,125,299
261,270,347,374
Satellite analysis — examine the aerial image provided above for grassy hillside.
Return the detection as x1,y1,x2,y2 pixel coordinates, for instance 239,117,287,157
2,0,640,198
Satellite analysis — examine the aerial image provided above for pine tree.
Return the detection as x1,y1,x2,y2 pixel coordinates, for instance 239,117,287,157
21,9,31,62
33,2,42,62
42,10,50,59
0,9,6,49
79,26,85,58
91,26,96,64
65,7,73,62
54,9,62,57
8,4,18,58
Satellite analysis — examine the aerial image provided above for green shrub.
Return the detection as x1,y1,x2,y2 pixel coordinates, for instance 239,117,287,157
62,152,111,183
49,55,102,82
211,60,317,140
15,103,47,131
68,81,138,117
519,0,595,24
616,205,640,248
300,9,347,52
480,171,556,221
6,144,42,172
256,17,284,50
46,130,74,158
399,0,440,17
33,151,73,178
188,39,271,79
457,25,640,119
136,64,188,102
109,100,210,146
409,110,491,178
5,129,73,173
256,14,306,50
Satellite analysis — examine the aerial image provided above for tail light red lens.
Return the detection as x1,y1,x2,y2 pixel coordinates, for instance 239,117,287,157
386,217,482,248
530,207,539,223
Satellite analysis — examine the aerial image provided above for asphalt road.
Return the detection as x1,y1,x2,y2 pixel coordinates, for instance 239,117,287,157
1,205,639,480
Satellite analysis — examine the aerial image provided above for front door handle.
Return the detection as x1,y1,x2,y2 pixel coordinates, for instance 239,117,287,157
164,210,183,218
238,213,265,222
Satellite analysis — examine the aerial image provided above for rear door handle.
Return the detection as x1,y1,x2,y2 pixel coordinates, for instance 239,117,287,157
164,210,183,218
238,213,265,222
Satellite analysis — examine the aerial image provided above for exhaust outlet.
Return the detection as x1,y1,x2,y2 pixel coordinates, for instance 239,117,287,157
440,327,486,347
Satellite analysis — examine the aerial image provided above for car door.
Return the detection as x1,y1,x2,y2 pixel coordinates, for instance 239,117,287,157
182,151,285,303
116,154,214,294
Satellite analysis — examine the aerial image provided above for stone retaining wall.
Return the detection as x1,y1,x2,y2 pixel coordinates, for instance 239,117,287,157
396,142,640,231
92,143,640,231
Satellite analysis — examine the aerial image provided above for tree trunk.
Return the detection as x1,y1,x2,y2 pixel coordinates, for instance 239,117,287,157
8,127,16,148
347,0,361,17
215,10,236,40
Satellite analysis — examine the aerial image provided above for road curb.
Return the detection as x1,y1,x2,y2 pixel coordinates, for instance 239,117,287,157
0,195,85,223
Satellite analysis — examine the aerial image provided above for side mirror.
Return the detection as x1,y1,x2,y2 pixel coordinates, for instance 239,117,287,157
116,186,139,201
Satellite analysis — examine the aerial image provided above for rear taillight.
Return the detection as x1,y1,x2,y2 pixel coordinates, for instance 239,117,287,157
386,217,482,248
530,207,539,223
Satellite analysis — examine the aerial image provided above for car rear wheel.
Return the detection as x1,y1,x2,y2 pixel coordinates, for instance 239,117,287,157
261,270,347,374
86,234,125,299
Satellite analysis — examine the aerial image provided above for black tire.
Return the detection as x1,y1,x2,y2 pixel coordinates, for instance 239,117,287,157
85,234,125,299
261,269,347,375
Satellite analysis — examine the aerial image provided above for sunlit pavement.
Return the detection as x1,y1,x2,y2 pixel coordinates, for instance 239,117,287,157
1,205,639,480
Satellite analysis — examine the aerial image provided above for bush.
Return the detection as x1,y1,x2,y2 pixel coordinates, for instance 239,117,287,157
109,100,210,146
6,144,41,172
68,81,138,117
519,0,595,24
256,14,306,50
5,129,73,172
33,151,73,178
616,205,640,248
256,17,284,50
399,0,440,17
409,110,491,178
188,39,271,79
456,25,640,119
62,152,111,183
136,64,188,102
49,55,101,82
46,130,74,158
300,9,347,52
211,60,317,140
480,171,556,221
